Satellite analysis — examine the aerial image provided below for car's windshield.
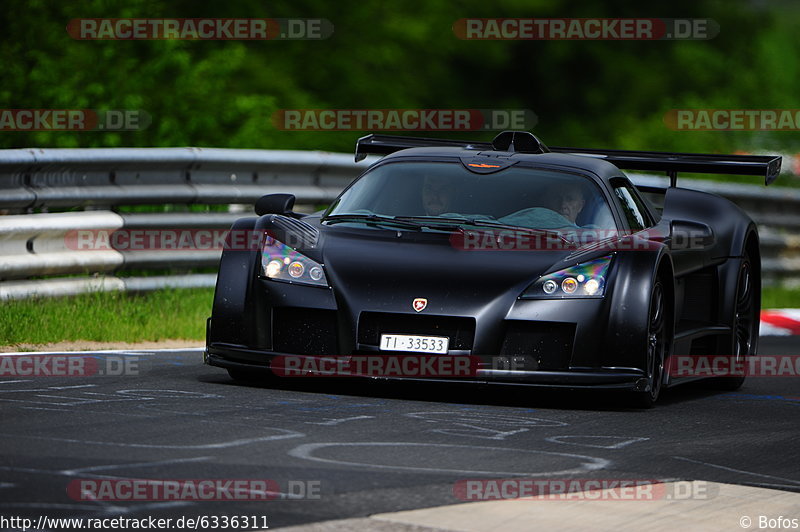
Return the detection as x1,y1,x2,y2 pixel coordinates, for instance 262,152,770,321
325,161,617,233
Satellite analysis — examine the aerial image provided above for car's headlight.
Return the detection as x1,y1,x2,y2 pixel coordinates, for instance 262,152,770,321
260,235,329,287
521,255,613,299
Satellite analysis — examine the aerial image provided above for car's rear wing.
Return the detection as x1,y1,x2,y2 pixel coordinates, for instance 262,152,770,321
355,134,493,160
548,146,781,186
355,132,782,186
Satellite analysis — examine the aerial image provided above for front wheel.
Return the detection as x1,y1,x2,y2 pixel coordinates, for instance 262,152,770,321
632,280,669,408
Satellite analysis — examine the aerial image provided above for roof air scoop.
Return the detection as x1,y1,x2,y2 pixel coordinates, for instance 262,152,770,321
491,131,549,154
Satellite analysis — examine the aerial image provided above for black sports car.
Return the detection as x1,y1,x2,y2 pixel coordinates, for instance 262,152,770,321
204,131,781,406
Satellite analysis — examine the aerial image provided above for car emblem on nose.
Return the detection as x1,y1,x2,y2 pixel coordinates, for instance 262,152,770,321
412,298,428,312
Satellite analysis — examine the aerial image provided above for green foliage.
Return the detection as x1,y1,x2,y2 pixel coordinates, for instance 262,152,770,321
0,0,798,161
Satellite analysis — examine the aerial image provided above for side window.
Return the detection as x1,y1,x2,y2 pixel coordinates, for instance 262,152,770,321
613,181,652,231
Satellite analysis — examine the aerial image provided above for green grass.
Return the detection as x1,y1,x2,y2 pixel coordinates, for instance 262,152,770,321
1,285,799,348
0,288,214,346
762,285,800,309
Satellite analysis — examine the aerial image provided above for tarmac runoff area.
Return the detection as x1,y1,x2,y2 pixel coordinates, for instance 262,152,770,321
270,481,800,532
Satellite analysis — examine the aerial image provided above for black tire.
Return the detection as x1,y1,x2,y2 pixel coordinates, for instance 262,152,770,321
632,280,669,408
713,255,757,391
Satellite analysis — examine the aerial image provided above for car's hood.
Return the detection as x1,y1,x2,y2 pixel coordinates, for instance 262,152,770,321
314,226,586,315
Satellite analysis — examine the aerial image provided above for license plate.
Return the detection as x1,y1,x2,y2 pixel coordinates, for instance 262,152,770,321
380,334,449,354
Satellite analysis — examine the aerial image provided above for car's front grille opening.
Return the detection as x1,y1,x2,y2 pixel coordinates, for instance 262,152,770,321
689,334,716,356
273,308,338,356
499,321,575,370
358,312,476,350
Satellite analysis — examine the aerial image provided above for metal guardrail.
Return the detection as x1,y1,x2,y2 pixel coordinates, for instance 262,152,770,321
0,148,365,300
0,148,797,300
0,147,359,210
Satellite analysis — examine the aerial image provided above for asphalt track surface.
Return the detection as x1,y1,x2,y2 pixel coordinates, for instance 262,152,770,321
1,338,799,530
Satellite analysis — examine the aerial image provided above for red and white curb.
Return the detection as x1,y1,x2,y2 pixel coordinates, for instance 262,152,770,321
760,309,800,336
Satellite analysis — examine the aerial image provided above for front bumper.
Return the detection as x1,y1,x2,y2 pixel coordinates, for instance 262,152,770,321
205,343,648,391
206,274,650,391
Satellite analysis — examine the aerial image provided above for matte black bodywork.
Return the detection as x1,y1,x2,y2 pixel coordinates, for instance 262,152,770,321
205,133,772,400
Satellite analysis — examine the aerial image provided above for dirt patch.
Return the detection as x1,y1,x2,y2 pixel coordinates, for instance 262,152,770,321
0,339,204,353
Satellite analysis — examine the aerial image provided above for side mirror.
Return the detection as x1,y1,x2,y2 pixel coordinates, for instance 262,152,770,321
255,194,296,217
670,220,715,250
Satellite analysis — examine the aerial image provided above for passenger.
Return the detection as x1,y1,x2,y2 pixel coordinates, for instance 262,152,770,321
545,183,586,224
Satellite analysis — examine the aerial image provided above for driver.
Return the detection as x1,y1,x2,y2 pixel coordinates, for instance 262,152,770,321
545,183,586,224
422,174,455,216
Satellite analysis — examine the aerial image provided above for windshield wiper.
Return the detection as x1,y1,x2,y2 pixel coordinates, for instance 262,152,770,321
395,216,574,244
459,218,574,245
323,214,424,230
325,214,574,244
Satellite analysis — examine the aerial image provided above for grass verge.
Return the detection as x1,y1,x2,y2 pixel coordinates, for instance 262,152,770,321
0,288,214,346
762,285,800,309
1,285,799,348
